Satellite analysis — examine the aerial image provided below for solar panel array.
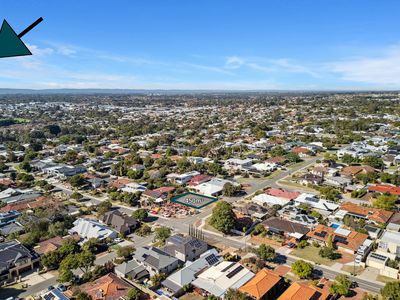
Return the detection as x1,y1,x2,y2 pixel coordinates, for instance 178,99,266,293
189,239,203,248
205,253,220,265
226,265,244,279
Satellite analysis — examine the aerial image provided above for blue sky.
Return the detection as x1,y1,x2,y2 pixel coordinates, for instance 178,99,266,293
1,1,400,90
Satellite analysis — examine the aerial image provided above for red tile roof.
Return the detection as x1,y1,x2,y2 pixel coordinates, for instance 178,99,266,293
340,202,393,224
81,273,133,300
265,188,300,200
368,184,400,196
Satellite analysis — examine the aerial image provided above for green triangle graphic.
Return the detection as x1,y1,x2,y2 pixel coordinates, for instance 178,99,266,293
0,20,32,58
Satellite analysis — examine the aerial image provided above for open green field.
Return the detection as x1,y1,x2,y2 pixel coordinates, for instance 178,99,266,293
291,245,336,266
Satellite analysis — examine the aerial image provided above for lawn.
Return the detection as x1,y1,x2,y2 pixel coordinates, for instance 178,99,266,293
377,274,398,283
180,293,205,300
291,245,336,266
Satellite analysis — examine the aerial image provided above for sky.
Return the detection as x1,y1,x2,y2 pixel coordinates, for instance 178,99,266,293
1,1,400,90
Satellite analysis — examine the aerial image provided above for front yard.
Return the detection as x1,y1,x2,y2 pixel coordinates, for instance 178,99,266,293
291,245,336,266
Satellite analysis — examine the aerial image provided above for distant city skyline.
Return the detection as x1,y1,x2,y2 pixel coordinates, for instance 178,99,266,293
2,1,400,90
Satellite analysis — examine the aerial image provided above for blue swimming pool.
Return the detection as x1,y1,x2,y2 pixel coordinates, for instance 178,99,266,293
330,223,340,229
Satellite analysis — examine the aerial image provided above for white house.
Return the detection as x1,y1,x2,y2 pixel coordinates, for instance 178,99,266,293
68,218,118,242
294,193,339,212
192,261,254,298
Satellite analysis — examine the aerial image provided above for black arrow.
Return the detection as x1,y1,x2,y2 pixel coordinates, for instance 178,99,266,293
18,17,43,38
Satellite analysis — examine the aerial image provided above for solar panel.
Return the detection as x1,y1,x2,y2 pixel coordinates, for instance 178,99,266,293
189,239,203,248
226,265,244,279
205,254,220,265
221,262,236,272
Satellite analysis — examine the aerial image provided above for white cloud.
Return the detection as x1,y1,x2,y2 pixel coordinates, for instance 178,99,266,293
330,45,400,85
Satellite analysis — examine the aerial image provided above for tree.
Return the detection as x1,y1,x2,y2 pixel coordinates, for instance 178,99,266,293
297,240,309,249
254,244,276,261
77,250,96,274
155,226,172,243
19,161,32,172
330,275,352,296
69,174,86,188
127,288,141,300
58,268,74,283
117,245,135,260
209,201,236,234
82,238,101,253
132,208,148,221
41,251,62,270
150,273,167,287
362,156,384,169
76,291,92,300
373,194,397,211
286,152,301,163
45,124,61,136
97,201,112,216
136,224,151,237
224,288,252,300
223,182,239,197
291,260,313,279
381,281,400,300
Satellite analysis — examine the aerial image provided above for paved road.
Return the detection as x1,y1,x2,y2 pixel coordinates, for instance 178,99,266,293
284,256,383,294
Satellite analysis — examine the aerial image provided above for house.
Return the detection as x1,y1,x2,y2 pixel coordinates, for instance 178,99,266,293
134,246,180,276
187,174,212,186
114,259,149,281
337,202,393,224
277,282,330,300
0,240,39,284
262,217,309,240
192,261,255,298
266,156,288,165
162,249,223,296
121,182,147,193
266,188,300,201
324,176,352,189
298,174,323,186
387,212,400,232
46,165,86,179
190,178,239,197
294,193,339,212
34,236,64,255
367,184,400,197
102,210,138,235
68,218,118,242
238,269,283,300
0,210,20,225
378,230,400,257
307,224,369,254
41,289,70,300
224,158,253,171
252,193,290,207
291,147,313,157
80,273,133,300
162,234,208,262
172,171,200,185
0,222,24,236
340,165,375,177
234,203,269,220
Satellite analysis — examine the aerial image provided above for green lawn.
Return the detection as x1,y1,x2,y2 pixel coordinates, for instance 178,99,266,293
291,245,336,266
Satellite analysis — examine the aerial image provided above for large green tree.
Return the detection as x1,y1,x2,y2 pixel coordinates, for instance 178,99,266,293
291,260,313,279
381,281,400,300
209,201,236,234
330,275,352,296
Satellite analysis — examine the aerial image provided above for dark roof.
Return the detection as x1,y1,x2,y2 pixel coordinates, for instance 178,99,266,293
162,234,207,259
262,217,309,235
0,240,35,271
102,210,138,233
